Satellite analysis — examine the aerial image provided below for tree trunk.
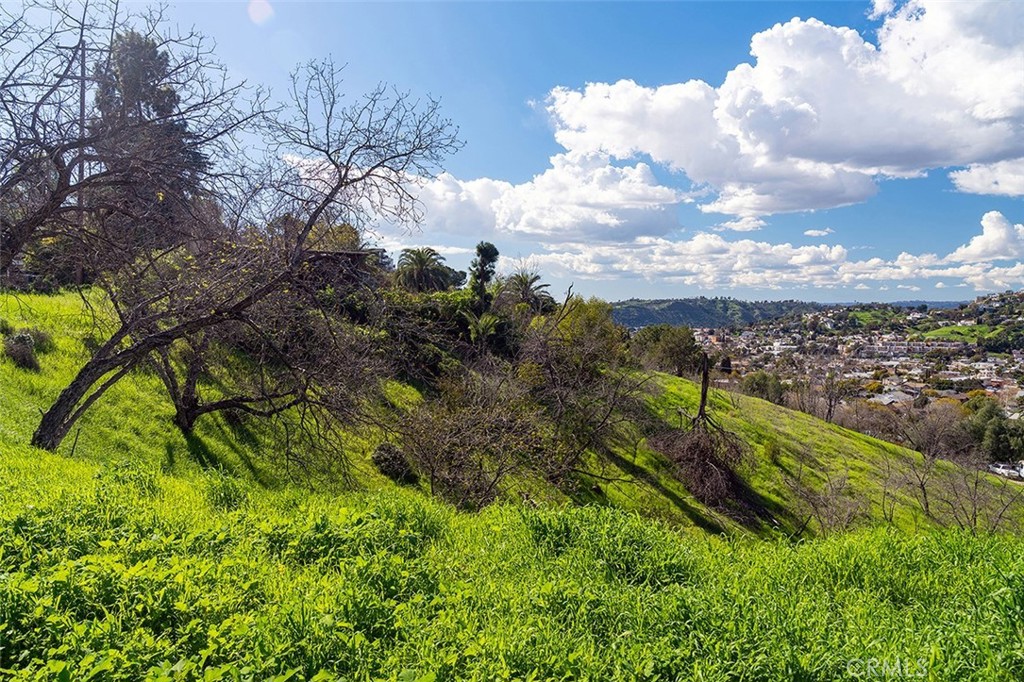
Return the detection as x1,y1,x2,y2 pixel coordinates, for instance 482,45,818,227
31,353,128,450
696,352,710,422
173,404,198,434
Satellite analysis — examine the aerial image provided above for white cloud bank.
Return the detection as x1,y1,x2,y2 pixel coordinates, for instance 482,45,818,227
950,159,1024,197
398,1,1024,294
544,0,1023,220
417,0,1022,244
518,211,1024,292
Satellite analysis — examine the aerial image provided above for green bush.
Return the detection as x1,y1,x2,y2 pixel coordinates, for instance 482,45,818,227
0,317,11,335
3,331,39,370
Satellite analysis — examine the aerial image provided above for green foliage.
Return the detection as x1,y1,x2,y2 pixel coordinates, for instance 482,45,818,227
497,270,555,314
628,323,700,376
0,317,11,335
97,459,160,498
468,241,499,311
22,235,93,290
205,470,250,511
546,296,626,368
395,248,465,293
2,472,1024,680
613,297,826,329
91,31,208,250
4,291,1024,678
741,370,786,405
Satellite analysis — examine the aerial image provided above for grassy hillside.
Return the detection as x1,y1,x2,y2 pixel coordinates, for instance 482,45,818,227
3,461,1024,680
3,292,1024,679
0,291,1016,536
921,324,996,342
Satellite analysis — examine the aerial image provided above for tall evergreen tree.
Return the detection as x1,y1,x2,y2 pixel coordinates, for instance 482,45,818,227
469,241,499,312
90,31,208,252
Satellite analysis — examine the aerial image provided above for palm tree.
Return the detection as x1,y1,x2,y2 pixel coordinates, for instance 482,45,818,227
395,247,450,292
462,310,500,350
504,270,555,312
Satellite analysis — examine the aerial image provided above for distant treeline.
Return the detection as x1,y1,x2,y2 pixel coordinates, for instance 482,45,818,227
611,297,827,329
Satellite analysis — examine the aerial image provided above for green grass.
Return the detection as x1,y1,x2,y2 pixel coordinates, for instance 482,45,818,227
0,291,397,490
921,324,995,341
4,291,1024,679
2,462,1024,680
2,290,1019,534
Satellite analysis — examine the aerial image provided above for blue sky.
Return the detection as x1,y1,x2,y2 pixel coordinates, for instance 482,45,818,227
164,0,1023,303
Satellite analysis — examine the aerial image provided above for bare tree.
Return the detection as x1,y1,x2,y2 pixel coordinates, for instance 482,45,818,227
787,460,866,537
877,450,904,526
649,353,749,509
29,55,460,450
398,365,543,510
820,370,857,423
517,295,650,481
934,457,1024,534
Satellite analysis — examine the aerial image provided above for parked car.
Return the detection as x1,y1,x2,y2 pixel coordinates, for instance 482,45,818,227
987,463,1022,479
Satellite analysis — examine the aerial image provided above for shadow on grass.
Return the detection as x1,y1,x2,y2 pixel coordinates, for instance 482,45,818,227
207,417,275,488
596,444,728,535
182,432,237,476
642,430,805,537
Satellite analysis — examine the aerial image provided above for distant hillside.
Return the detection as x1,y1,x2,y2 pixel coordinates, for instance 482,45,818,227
612,297,826,329
888,300,967,310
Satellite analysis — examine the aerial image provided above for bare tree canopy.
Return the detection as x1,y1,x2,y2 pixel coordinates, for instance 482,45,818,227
3,3,461,451
0,0,251,279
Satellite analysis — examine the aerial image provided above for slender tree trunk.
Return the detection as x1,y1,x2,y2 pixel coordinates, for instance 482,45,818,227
696,352,710,422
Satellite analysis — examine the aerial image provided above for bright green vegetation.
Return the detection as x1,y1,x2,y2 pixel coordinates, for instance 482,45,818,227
3,466,1024,680
3,292,989,537
921,324,996,341
4,292,1024,679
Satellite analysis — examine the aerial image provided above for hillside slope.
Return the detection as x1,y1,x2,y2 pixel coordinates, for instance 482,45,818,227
1,291,1015,538
611,297,825,329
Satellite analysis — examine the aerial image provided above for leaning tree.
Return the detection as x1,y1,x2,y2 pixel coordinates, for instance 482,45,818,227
26,33,460,450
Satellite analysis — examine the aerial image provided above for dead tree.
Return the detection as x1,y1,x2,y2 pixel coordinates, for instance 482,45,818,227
0,1,251,280
398,366,544,510
649,353,748,507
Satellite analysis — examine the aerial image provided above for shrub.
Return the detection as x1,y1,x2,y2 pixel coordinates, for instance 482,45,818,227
0,318,11,335
3,332,39,370
22,326,54,353
372,442,418,485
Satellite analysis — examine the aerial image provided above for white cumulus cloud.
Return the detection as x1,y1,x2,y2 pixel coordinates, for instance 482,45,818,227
512,210,1024,293
950,159,1024,196
540,0,1023,221
946,211,1024,263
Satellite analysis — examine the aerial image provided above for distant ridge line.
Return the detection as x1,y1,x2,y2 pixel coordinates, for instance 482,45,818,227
611,297,968,329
